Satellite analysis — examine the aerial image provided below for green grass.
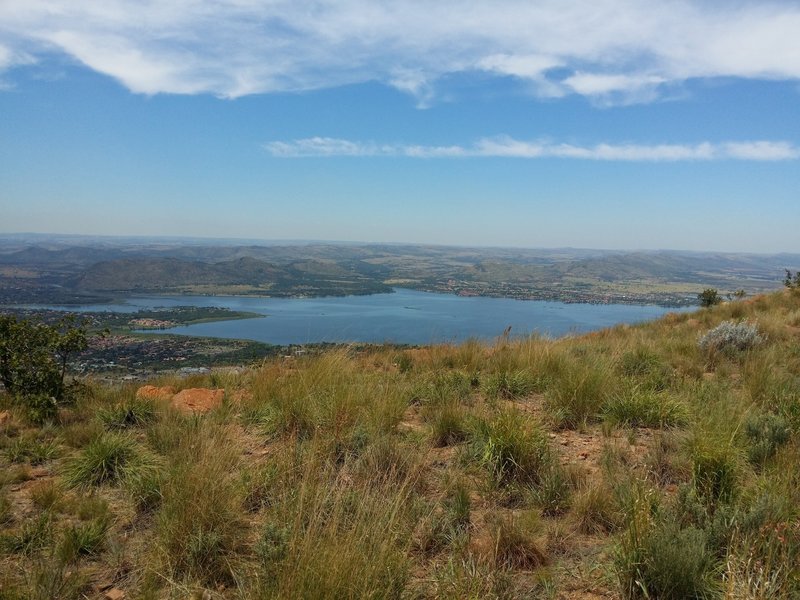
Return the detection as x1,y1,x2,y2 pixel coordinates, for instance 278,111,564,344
63,432,152,488
544,360,612,428
97,397,157,429
468,409,554,486
5,435,60,465
58,516,108,561
603,388,688,428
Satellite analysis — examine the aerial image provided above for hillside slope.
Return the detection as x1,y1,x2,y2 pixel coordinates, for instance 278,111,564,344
1,289,799,598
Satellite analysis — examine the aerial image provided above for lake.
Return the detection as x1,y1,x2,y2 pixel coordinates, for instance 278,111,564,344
35,288,688,345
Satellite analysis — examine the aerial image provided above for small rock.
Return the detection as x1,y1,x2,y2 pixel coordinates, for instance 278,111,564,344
94,580,114,592
0,410,10,426
30,466,49,478
105,589,125,600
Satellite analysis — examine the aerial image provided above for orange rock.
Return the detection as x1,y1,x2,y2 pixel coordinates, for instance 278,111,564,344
105,589,125,600
171,388,225,414
0,410,10,426
135,385,175,401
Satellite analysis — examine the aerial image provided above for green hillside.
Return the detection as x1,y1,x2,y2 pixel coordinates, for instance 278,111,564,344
68,256,391,296
1,289,799,598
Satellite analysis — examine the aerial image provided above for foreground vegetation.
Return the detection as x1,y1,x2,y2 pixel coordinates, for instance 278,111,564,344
1,289,799,598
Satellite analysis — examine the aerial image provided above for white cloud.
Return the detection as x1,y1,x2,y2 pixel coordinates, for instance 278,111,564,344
263,136,800,161
0,1,799,101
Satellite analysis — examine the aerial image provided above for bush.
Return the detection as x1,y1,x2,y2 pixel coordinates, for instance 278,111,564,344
22,394,59,426
0,315,89,402
698,320,764,356
745,412,790,466
698,288,722,308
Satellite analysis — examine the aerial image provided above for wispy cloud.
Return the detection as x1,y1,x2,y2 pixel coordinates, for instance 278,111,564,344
263,136,800,161
0,1,799,102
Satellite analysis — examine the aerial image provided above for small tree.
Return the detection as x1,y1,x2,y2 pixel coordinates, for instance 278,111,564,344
784,270,800,289
698,289,721,308
0,314,88,403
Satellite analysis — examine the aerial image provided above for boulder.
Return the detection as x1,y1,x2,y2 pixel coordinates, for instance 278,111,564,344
170,388,225,414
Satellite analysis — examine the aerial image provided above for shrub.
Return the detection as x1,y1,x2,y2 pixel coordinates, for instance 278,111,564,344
256,522,290,571
0,315,89,402
698,288,722,308
745,412,790,466
22,394,59,426
698,320,764,356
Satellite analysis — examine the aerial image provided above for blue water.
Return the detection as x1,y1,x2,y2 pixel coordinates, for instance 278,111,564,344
30,288,688,345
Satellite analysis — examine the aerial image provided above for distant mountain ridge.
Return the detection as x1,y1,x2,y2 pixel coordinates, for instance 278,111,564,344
1,237,799,306
66,256,390,296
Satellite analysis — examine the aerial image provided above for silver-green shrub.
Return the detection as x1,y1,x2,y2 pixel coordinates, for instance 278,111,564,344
698,320,764,355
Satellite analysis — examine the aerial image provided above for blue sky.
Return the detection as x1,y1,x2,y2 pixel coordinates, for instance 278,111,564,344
1,1,799,252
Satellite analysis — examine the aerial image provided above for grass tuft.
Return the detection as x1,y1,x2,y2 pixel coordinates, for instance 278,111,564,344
468,410,554,486
63,432,151,488
97,397,157,429
603,388,688,428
